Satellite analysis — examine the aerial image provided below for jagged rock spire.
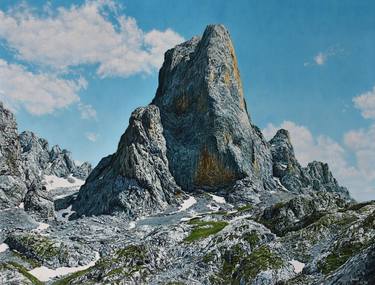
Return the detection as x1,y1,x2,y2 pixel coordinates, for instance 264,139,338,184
153,24,272,189
74,24,350,218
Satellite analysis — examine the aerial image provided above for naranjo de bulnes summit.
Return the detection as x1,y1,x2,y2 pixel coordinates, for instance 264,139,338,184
1,25,374,285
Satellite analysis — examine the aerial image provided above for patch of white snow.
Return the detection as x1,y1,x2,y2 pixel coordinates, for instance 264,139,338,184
273,177,288,191
209,194,226,204
178,196,197,212
0,243,9,253
29,252,100,282
44,175,84,191
289,259,305,274
129,221,136,229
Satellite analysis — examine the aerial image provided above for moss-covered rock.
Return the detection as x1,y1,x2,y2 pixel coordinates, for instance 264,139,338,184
185,220,228,242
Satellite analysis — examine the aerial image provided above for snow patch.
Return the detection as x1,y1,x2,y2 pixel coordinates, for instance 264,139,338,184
18,202,24,209
209,194,226,204
33,222,50,233
178,196,197,212
273,177,288,191
0,243,9,253
129,222,136,229
289,259,305,274
207,204,220,211
44,175,84,191
29,251,100,282
280,164,287,170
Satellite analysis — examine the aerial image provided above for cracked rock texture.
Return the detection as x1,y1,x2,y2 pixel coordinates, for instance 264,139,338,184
1,24,372,285
75,24,349,219
0,103,27,209
0,104,92,211
74,105,184,217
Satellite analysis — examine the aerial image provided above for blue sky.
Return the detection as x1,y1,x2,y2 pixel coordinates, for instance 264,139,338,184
0,0,374,201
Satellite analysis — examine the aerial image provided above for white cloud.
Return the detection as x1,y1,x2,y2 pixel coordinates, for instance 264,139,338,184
353,86,375,119
78,103,97,120
0,1,184,78
263,121,375,201
314,52,326,65
0,59,85,115
263,121,346,167
85,132,98,142
305,46,344,67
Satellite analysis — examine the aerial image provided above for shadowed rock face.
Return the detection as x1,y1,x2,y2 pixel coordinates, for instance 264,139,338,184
270,129,350,198
153,24,272,189
74,105,183,217
0,103,27,208
74,24,350,218
19,131,93,183
0,103,92,210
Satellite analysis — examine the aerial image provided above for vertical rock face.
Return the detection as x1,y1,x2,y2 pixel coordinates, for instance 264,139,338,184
74,105,183,217
0,103,92,210
153,24,273,189
270,129,309,193
19,131,92,183
0,103,24,178
74,24,350,218
270,129,350,198
0,103,27,208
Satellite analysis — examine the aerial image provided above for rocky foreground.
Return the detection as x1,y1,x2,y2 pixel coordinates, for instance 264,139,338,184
1,25,375,285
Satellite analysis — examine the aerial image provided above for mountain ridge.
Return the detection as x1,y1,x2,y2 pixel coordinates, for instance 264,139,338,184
74,24,350,218
2,24,375,285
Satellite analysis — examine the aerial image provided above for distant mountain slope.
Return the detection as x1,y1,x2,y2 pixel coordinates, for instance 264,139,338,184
0,103,92,210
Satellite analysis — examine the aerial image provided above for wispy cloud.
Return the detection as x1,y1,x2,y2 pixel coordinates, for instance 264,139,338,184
263,85,375,201
353,86,375,119
85,132,98,142
0,59,85,115
78,103,97,120
304,46,344,67
0,0,184,77
0,0,184,117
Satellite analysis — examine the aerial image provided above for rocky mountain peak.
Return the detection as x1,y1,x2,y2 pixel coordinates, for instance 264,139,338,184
152,24,270,190
0,102,92,210
74,24,349,218
19,131,92,182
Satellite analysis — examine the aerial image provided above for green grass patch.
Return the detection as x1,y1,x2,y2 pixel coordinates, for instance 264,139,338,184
318,242,363,274
53,267,92,285
235,245,283,281
12,250,41,268
242,231,260,248
185,220,228,242
5,262,43,285
237,204,252,212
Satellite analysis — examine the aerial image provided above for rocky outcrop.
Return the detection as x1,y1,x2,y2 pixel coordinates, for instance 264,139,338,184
74,24,350,218
24,182,55,221
5,232,95,268
19,131,92,183
270,129,350,199
0,103,27,209
153,24,273,190
259,191,348,236
74,105,184,217
0,103,92,210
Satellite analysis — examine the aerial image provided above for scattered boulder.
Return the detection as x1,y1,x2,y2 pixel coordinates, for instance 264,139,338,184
24,182,55,221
